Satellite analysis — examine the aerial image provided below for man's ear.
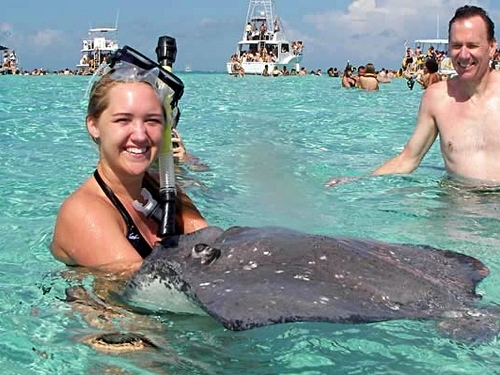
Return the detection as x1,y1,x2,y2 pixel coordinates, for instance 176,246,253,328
490,38,498,59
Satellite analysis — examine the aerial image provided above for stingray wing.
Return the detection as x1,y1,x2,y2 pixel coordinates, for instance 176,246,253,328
174,227,489,331
127,226,489,332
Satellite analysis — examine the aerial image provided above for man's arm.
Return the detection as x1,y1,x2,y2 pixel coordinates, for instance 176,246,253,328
325,85,441,187
371,88,440,175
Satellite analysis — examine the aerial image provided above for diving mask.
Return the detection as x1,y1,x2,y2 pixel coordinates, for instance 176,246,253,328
90,45,184,109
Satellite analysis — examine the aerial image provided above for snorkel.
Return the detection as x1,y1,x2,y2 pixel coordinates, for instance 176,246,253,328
155,36,178,237
89,44,184,235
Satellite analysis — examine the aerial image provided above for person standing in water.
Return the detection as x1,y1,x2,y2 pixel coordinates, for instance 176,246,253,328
326,5,500,188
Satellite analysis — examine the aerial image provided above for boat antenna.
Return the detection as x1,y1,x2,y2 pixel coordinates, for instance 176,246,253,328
436,15,439,39
115,9,120,29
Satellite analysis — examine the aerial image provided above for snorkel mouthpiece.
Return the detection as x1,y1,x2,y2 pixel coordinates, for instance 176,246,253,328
156,36,177,69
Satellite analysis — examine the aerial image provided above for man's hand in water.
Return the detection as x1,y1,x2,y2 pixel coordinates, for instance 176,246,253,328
324,176,359,187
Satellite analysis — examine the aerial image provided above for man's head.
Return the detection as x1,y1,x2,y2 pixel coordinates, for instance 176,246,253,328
365,63,376,74
448,5,497,79
449,5,495,42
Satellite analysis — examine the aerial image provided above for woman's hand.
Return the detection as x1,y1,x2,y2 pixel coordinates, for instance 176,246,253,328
171,129,187,163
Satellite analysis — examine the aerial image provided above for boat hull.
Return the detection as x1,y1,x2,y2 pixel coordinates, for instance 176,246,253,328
226,0,304,75
226,57,302,75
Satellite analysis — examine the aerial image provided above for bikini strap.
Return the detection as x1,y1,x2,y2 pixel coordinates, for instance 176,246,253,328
93,170,134,229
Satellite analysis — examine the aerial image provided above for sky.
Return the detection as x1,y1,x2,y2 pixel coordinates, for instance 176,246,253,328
2,0,500,72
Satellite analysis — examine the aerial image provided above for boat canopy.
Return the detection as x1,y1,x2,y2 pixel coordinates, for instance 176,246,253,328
88,27,117,33
238,40,280,45
414,39,448,44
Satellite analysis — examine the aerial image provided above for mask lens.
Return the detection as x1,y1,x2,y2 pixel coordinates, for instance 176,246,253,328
116,46,184,104
90,45,184,105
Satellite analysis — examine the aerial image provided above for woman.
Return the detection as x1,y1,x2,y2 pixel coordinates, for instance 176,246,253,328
51,56,208,274
341,66,357,88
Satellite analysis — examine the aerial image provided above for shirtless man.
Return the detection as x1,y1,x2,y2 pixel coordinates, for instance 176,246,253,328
326,5,500,187
357,63,379,91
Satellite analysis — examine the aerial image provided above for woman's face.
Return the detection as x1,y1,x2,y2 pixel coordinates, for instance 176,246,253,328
87,82,165,177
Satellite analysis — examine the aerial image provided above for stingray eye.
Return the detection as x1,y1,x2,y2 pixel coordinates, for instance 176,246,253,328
192,243,209,258
194,243,208,253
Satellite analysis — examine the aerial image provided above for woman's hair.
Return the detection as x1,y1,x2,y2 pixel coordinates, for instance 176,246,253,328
86,72,166,144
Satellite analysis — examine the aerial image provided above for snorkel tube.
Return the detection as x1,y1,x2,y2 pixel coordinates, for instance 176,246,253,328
155,36,178,237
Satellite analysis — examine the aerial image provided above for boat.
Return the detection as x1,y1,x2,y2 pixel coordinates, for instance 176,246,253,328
412,38,456,77
0,45,21,75
76,26,119,75
404,16,456,78
226,0,304,75
185,64,192,73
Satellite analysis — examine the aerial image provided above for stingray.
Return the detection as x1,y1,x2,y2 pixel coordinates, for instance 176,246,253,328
119,226,500,340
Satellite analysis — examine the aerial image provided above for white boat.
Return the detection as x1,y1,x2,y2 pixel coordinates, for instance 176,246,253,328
226,0,303,75
413,38,456,77
0,45,21,75
185,64,192,73
76,26,119,75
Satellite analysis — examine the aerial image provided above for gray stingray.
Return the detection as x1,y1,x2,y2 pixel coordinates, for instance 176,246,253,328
120,226,500,339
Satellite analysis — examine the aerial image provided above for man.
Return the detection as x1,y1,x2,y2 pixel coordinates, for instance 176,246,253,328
357,62,379,90
326,5,500,187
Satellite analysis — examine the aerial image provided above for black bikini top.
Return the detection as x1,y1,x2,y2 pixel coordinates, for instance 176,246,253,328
93,170,156,258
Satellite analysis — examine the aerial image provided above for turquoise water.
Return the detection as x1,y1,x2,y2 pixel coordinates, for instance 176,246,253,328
1,73,500,374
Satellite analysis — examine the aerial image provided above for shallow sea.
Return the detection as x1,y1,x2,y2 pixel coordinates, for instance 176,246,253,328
1,72,500,374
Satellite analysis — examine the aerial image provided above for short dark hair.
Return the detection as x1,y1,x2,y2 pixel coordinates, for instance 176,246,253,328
425,58,439,74
449,5,495,42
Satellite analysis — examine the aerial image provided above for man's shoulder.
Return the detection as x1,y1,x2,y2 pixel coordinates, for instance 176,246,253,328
420,79,448,105
488,69,500,83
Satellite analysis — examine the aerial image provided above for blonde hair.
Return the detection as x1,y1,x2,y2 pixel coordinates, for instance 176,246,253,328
365,63,376,74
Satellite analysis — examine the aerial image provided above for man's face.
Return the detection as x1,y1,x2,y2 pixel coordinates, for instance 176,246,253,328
449,15,497,79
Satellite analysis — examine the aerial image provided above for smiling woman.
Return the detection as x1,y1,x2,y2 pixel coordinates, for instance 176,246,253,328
50,46,209,274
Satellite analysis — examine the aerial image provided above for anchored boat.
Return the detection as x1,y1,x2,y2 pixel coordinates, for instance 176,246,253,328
226,0,304,75
413,39,456,77
1,45,21,75
76,26,119,75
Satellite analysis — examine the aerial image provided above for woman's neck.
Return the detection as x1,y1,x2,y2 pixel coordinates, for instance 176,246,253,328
96,163,145,202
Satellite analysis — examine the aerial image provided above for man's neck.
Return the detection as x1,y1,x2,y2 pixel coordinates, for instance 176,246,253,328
461,68,493,98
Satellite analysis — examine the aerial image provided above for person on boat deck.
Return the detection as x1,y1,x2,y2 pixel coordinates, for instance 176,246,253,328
260,21,267,39
245,22,253,40
326,5,500,188
357,63,379,91
51,51,209,273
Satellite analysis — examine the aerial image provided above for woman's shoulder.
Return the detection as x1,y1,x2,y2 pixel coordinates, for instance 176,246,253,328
57,178,119,225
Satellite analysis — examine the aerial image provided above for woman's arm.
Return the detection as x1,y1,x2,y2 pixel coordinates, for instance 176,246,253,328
51,191,144,273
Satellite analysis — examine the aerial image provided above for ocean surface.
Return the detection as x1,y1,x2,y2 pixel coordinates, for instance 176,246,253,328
1,72,500,374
